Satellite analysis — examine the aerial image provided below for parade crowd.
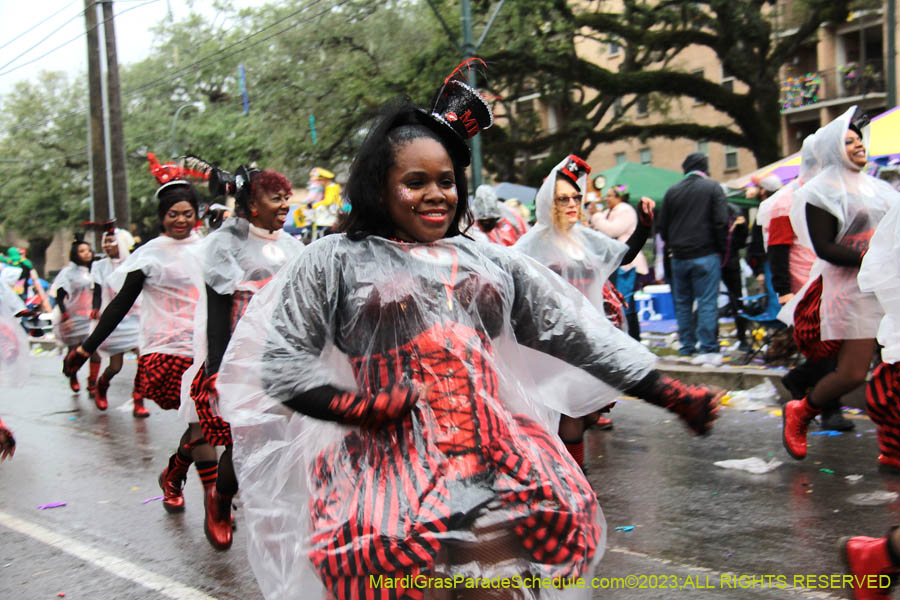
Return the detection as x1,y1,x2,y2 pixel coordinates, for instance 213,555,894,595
0,63,899,600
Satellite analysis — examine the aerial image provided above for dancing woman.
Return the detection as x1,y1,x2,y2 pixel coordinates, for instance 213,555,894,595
90,225,146,415
51,237,100,396
64,160,216,518
215,64,720,600
780,106,897,460
515,155,655,466
184,163,303,549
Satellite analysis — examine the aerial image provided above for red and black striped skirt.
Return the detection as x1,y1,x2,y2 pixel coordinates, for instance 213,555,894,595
190,365,232,446
793,277,843,361
866,362,900,459
133,352,192,410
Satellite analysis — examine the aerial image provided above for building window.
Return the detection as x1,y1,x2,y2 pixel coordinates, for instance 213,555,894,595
615,152,627,165
613,97,624,117
724,145,739,170
696,140,709,156
609,40,621,55
692,69,705,104
636,95,649,116
721,67,735,93
639,148,652,165
516,98,535,114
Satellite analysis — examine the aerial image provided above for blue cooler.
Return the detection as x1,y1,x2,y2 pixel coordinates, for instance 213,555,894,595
643,284,676,320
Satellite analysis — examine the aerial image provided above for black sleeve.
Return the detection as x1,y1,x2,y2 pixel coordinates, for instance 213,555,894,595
711,186,729,255
56,289,68,314
806,204,863,267
767,244,792,297
205,286,234,376
282,384,350,421
92,285,102,311
621,221,650,266
81,270,145,354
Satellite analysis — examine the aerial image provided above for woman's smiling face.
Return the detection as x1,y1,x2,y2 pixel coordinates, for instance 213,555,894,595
383,137,458,242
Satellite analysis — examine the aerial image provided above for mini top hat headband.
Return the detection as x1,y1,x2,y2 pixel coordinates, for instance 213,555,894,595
147,153,209,199
557,154,591,189
418,58,494,167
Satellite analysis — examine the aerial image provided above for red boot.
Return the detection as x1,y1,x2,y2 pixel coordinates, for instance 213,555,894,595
158,454,191,513
132,394,149,418
840,535,898,599
204,487,234,550
782,398,821,460
87,361,100,396
94,376,109,411
68,375,80,393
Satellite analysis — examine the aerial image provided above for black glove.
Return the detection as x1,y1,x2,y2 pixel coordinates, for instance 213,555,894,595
63,348,88,377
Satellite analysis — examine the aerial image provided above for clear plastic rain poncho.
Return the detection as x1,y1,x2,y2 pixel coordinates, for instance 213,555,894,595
179,217,303,422
107,232,201,357
216,233,656,600
50,262,94,347
859,198,900,363
91,229,140,355
0,282,29,386
514,156,629,319
779,106,898,340
757,133,819,293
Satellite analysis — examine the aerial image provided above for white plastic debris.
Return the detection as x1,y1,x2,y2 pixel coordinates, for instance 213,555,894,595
845,474,864,484
848,491,899,506
691,352,723,367
714,457,783,474
725,379,779,411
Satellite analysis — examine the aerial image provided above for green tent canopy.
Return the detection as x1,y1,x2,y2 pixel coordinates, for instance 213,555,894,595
595,161,761,208
592,162,682,204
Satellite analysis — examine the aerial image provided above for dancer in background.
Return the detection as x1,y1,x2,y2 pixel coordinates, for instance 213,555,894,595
65,156,214,521
51,237,100,397
183,161,303,550
516,154,655,464
89,224,147,416
780,106,897,461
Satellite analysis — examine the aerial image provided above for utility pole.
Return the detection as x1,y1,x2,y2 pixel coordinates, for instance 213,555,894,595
426,0,505,190
460,0,484,189
101,0,130,228
84,0,110,245
888,0,897,107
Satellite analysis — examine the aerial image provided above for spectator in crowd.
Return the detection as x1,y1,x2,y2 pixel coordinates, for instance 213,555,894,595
590,183,650,341
720,200,751,352
659,152,729,356
470,184,522,246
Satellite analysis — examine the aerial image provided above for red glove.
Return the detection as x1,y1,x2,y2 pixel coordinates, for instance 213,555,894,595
327,383,422,427
63,348,89,377
0,419,15,461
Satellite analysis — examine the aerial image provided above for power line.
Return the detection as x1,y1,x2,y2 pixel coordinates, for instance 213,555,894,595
0,0,79,53
0,0,160,78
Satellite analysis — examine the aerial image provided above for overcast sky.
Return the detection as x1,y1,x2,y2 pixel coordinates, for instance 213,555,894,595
0,0,267,96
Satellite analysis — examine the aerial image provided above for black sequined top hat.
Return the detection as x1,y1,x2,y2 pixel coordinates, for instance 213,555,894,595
557,154,591,190
415,58,494,167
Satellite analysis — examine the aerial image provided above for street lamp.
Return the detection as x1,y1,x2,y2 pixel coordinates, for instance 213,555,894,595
169,102,204,157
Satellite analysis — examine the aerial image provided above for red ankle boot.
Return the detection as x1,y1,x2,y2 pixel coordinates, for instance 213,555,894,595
68,375,80,393
840,535,898,599
87,362,100,395
204,487,234,550
94,376,109,411
132,395,149,418
782,398,821,460
158,454,191,513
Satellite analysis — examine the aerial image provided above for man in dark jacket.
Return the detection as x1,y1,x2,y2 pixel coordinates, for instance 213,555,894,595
659,153,729,355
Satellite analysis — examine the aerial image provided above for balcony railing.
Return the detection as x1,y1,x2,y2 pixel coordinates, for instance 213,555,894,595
780,60,885,112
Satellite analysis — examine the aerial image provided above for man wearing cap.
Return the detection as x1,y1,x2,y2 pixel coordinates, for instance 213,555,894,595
659,153,729,356
307,167,342,240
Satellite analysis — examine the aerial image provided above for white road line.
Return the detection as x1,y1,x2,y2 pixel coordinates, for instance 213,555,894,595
607,545,844,599
0,510,218,600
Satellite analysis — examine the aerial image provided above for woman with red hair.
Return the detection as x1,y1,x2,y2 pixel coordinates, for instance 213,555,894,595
183,165,304,549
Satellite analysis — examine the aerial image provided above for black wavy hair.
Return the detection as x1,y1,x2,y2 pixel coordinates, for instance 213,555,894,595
338,97,471,241
69,241,92,266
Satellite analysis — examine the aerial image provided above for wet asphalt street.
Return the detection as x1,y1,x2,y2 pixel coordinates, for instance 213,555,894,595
0,352,896,599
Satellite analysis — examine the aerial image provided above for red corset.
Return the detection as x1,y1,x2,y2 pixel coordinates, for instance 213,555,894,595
350,321,505,479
